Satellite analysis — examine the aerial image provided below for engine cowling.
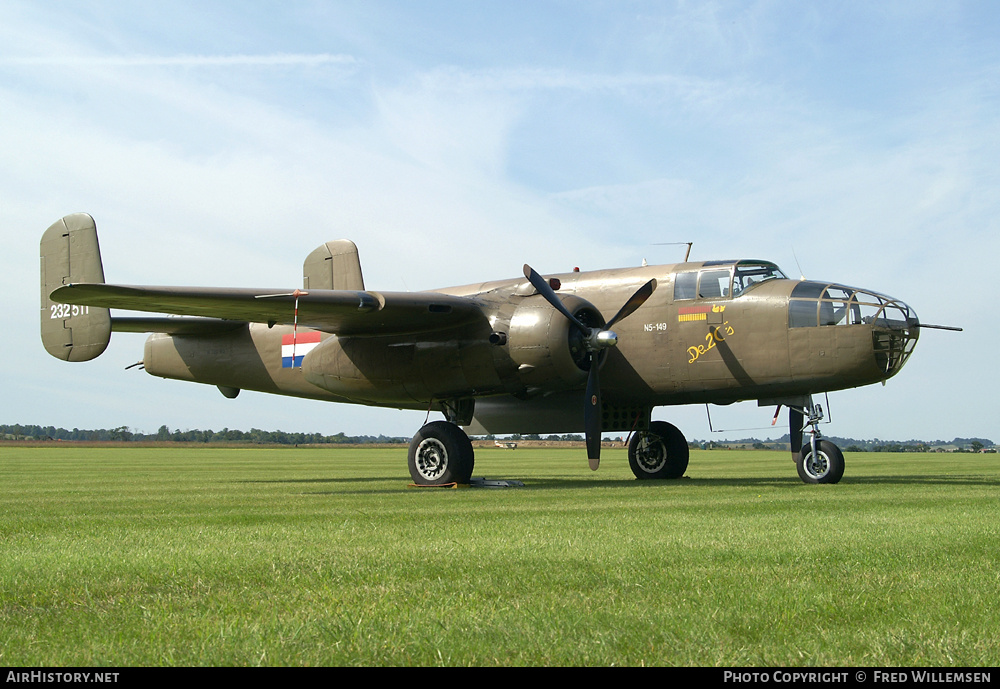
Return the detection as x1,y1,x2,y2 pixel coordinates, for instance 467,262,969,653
504,293,605,393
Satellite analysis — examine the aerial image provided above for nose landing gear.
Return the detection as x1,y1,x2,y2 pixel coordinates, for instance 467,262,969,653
788,400,844,484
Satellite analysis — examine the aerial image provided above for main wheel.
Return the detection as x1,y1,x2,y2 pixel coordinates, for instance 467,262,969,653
408,421,475,485
796,440,845,484
628,421,689,479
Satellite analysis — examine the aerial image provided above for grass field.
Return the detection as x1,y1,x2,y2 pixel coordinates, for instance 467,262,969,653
1,444,998,666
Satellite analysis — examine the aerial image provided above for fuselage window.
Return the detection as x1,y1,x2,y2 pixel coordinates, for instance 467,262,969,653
789,299,818,328
732,263,787,297
819,300,852,326
674,271,698,300
698,269,732,299
819,287,856,326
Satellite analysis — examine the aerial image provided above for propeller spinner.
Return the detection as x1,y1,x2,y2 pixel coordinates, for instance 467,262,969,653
523,265,656,470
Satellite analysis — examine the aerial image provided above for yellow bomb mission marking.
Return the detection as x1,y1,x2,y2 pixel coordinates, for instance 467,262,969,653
677,303,725,322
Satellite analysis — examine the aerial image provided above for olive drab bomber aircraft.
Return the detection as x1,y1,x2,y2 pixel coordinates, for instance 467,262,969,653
40,213,958,486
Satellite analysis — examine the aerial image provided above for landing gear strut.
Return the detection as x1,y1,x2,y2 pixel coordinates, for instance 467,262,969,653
789,401,844,484
407,421,474,485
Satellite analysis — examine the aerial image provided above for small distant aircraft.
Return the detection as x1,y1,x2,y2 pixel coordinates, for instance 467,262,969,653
40,213,958,485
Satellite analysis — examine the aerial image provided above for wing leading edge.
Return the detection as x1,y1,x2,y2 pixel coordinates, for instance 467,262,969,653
51,283,486,336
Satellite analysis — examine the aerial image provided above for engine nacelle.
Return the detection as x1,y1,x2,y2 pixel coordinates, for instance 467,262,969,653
504,294,604,392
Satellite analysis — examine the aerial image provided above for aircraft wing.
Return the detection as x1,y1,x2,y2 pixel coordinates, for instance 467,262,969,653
50,283,487,336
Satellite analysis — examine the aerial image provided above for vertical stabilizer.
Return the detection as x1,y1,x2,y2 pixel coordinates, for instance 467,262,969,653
40,213,112,361
303,240,365,291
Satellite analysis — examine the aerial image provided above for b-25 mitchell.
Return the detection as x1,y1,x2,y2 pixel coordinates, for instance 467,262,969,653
41,213,950,485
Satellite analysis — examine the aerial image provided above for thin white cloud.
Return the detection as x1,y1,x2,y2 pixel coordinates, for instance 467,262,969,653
413,65,750,105
0,53,359,67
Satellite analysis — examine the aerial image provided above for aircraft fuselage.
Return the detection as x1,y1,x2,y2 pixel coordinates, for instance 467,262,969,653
142,260,918,433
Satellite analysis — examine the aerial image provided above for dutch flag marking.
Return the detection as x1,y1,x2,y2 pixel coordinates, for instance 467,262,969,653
281,331,322,368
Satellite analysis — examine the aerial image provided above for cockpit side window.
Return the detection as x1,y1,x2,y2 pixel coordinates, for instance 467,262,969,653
676,263,782,301
732,262,787,297
674,271,698,300
698,269,732,299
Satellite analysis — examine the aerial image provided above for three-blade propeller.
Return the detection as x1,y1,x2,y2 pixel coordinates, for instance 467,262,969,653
523,265,656,470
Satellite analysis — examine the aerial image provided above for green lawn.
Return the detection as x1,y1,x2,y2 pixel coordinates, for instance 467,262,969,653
1,445,997,666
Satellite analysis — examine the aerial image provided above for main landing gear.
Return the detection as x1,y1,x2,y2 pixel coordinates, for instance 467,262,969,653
788,401,845,484
407,421,474,485
627,421,690,480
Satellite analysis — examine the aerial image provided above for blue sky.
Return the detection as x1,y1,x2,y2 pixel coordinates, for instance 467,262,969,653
2,2,996,443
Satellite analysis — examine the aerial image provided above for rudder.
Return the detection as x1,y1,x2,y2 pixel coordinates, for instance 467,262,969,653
40,213,112,361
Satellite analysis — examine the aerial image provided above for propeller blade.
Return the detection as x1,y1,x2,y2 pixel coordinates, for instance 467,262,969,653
523,264,589,335
522,267,657,473
585,358,601,470
605,278,657,329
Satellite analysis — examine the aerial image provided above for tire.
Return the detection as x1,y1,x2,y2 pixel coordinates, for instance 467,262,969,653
408,421,475,485
796,440,845,484
628,421,689,479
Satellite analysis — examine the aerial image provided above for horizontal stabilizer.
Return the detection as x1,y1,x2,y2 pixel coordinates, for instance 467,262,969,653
112,316,247,335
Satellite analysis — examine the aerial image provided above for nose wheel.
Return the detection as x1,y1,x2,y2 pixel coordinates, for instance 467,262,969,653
797,439,845,484
789,401,845,484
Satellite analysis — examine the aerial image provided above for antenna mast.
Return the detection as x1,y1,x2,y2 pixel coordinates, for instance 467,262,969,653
653,242,693,261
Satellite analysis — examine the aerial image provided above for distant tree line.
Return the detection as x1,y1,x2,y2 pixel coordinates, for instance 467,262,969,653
482,433,585,442
2,424,993,451
1,424,407,445
691,434,994,452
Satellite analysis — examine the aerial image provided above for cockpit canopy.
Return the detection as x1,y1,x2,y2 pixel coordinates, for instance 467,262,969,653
788,282,917,330
673,260,787,301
